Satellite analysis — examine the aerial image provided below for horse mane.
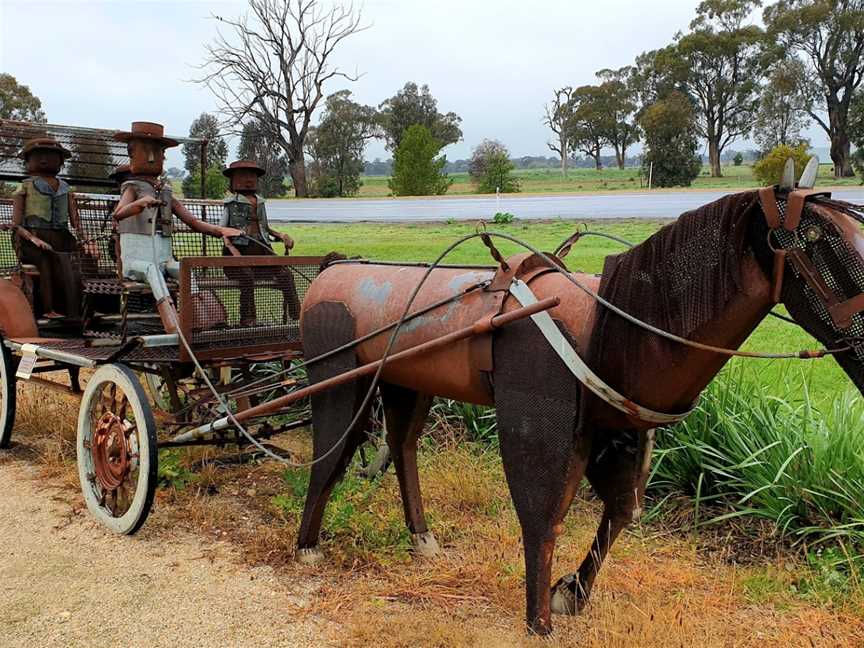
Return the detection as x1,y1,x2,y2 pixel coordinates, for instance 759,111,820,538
589,190,761,366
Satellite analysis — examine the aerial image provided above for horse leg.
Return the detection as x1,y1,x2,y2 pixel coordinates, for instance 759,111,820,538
493,318,585,635
379,383,437,557
551,429,655,615
296,302,369,563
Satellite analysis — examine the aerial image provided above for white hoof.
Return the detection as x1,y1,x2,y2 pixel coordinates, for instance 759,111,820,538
550,578,579,616
411,531,440,558
295,546,324,565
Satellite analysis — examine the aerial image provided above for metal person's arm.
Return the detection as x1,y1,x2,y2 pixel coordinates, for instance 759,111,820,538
172,198,242,239
113,186,160,221
267,224,294,251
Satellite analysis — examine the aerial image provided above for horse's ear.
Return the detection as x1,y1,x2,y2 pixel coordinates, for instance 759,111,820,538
799,156,819,189
780,158,795,190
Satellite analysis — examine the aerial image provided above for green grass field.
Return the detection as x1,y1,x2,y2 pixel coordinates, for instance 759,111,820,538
281,218,854,408
354,163,861,198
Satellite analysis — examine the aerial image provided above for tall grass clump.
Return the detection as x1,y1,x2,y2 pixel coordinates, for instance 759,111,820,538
650,367,864,556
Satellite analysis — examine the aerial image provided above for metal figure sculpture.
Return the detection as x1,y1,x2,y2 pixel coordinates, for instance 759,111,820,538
11,137,82,318
111,121,241,332
290,176,864,634
221,160,299,323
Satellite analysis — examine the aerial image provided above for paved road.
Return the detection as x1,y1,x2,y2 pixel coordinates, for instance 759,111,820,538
267,188,864,223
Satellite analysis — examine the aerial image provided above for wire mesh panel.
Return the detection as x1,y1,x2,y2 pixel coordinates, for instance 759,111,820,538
0,199,19,274
0,119,198,189
179,255,324,361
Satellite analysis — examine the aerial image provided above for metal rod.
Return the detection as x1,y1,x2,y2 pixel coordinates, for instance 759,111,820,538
5,342,97,368
25,376,83,398
172,296,560,442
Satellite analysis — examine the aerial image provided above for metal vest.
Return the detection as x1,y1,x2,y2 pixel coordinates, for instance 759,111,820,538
222,193,268,246
118,179,173,237
21,177,70,229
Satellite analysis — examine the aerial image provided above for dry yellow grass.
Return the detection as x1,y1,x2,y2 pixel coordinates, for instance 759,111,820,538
2,379,863,647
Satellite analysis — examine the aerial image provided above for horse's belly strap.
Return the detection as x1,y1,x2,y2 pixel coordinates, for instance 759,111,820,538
508,280,694,425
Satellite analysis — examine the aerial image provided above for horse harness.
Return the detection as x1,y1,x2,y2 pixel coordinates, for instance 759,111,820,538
758,186,864,366
475,187,864,426
476,251,694,425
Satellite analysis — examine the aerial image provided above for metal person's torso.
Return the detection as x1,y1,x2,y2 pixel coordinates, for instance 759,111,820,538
223,193,268,246
118,178,173,237
19,176,70,230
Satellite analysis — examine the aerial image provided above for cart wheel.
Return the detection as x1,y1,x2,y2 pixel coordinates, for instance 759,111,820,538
0,343,16,449
77,364,157,535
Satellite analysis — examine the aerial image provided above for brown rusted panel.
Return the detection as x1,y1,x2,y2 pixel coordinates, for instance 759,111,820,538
758,187,782,229
786,249,840,308
785,189,831,231
829,292,864,330
0,278,38,338
771,250,786,304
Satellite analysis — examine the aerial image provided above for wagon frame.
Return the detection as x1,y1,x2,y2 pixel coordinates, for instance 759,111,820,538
0,189,327,533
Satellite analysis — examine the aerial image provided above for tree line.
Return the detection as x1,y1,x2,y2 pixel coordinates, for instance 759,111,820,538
544,0,864,187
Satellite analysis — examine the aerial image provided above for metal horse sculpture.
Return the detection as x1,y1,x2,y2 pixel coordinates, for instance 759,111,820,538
295,181,864,634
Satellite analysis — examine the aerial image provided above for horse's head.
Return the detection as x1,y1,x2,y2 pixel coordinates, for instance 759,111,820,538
757,163,864,394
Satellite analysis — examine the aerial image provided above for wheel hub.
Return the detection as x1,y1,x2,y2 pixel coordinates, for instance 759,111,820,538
92,412,132,491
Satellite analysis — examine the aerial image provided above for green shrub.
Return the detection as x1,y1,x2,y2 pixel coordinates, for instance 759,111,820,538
649,368,864,556
753,144,811,186
181,164,229,199
492,211,515,225
468,139,520,194
387,125,452,196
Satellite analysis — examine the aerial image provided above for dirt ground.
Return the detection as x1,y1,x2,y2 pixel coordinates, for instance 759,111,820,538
0,461,331,648
2,379,864,648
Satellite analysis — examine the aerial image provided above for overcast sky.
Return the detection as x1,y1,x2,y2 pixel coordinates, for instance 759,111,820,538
0,0,828,168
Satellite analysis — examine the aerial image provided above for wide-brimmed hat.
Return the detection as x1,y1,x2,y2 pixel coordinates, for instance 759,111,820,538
108,163,132,182
113,121,179,148
223,160,266,178
19,137,71,160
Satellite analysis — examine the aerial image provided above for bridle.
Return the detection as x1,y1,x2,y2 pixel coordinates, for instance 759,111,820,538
759,186,864,347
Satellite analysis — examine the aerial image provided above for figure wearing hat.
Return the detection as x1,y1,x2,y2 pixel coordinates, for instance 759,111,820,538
12,137,82,318
112,122,241,332
221,160,299,324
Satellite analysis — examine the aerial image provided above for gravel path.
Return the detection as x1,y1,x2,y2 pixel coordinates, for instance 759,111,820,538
0,461,330,648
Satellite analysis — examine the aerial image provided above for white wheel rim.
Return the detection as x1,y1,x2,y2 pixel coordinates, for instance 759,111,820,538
0,347,12,446
77,365,153,534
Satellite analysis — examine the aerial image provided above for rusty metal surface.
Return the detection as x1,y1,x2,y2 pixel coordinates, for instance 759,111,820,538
179,255,321,362
301,260,591,404
220,296,560,425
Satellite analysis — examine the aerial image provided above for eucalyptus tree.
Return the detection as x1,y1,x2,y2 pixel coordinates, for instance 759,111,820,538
764,0,864,177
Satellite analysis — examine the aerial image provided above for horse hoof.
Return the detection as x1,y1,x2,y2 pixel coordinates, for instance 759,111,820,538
411,531,440,558
550,575,584,616
295,546,324,565
551,585,578,616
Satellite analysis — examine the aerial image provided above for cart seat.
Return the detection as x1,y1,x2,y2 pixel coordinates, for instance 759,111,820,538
82,277,178,296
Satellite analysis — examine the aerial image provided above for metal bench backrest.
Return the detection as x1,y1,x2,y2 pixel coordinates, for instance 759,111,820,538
0,194,225,280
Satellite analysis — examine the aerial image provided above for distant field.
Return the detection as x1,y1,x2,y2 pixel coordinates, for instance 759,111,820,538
355,163,860,197
172,163,860,199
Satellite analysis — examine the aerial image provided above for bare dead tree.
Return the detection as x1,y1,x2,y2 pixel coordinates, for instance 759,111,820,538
544,87,574,177
196,0,365,197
